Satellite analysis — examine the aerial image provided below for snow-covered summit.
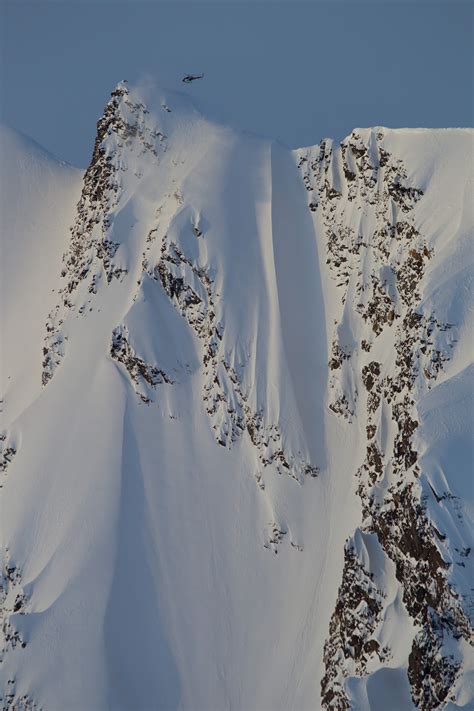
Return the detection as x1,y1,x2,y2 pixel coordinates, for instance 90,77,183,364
1,83,473,711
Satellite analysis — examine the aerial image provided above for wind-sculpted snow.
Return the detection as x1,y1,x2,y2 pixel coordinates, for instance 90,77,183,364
1,84,472,711
151,226,318,482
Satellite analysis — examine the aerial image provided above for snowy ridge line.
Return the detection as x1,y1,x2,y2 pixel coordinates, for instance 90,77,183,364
42,82,165,386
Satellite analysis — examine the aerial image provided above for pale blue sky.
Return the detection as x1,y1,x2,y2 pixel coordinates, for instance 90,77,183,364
1,0,472,167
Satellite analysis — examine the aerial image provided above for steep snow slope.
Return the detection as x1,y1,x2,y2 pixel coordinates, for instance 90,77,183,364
0,125,83,422
1,84,472,711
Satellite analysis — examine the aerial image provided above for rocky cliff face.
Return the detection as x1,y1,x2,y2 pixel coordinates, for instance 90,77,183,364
1,86,472,711
297,130,473,709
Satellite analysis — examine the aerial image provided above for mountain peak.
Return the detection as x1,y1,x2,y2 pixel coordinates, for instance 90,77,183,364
1,93,473,710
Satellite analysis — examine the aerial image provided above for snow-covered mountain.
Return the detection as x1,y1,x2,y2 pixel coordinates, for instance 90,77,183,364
1,82,472,711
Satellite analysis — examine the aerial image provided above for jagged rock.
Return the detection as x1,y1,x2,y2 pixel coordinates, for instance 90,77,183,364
1,552,28,664
0,433,16,486
110,325,173,403
298,129,473,708
321,538,390,710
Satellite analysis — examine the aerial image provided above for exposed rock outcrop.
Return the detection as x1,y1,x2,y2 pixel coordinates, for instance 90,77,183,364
298,129,472,709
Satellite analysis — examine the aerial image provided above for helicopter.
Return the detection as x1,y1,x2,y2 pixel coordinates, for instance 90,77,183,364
182,73,204,84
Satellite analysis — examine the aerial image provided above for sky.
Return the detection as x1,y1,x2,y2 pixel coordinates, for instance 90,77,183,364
1,0,473,167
